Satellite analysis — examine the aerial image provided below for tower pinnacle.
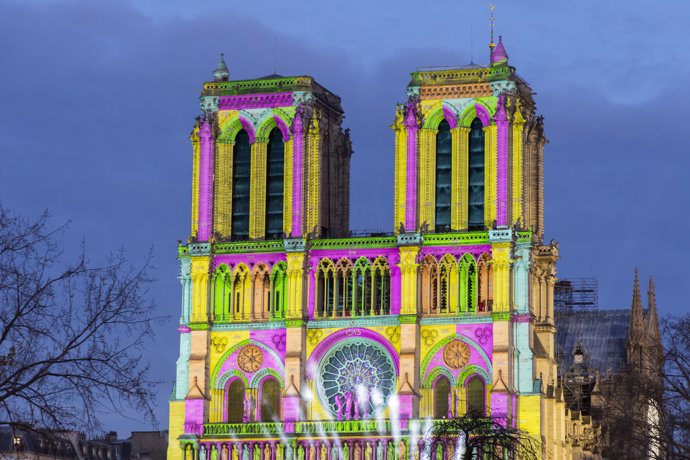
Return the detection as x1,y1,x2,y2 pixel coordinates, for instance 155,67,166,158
647,276,660,343
489,4,496,52
213,53,230,81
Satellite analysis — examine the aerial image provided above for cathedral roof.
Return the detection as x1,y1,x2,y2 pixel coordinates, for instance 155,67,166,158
555,309,630,376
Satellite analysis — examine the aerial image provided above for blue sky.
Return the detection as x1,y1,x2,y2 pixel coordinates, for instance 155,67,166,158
2,0,689,435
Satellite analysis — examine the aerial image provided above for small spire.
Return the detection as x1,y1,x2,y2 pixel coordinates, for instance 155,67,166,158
647,276,661,343
629,269,646,341
213,53,230,81
490,36,509,66
489,4,496,51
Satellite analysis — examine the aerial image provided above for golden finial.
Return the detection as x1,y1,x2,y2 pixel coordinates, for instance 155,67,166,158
489,4,496,50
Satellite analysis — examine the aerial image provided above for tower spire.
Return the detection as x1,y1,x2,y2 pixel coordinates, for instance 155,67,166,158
213,53,230,81
630,269,644,330
489,4,496,53
647,276,660,343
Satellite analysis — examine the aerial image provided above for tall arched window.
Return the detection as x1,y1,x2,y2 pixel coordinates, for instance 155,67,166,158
265,128,284,239
371,257,391,315
252,264,270,320
353,258,371,316
233,265,250,320
260,378,281,422
232,130,251,240
420,256,439,314
478,254,493,312
466,376,486,416
270,262,287,320
227,380,245,422
214,265,232,322
468,118,485,229
435,120,452,232
459,254,477,313
433,376,451,419
316,259,335,318
334,258,353,317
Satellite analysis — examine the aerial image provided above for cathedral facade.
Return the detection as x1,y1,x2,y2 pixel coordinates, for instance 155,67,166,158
168,38,575,459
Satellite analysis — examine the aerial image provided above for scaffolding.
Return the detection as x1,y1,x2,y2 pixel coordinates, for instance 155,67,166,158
555,277,598,312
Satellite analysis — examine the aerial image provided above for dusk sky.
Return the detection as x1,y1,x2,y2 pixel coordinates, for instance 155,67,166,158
2,0,688,434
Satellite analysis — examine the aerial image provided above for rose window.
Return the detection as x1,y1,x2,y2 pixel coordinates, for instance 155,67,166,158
317,340,396,419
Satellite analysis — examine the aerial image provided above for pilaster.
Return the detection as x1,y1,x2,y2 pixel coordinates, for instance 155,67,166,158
483,124,497,227
249,141,267,239
190,256,211,324
213,140,233,238
511,105,525,226
418,128,435,230
495,95,508,227
392,109,407,232
190,122,200,238
397,241,420,315
283,139,293,236
306,115,320,236
451,127,469,230
403,103,419,232
198,120,215,241
290,113,305,237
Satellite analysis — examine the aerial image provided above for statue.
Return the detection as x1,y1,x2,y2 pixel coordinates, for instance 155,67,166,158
335,394,344,420
344,392,353,420
354,443,362,460
398,441,407,460
448,392,453,418
297,444,305,460
285,443,293,460
264,444,271,460
386,442,394,460
365,442,372,460
376,442,384,460
243,396,251,422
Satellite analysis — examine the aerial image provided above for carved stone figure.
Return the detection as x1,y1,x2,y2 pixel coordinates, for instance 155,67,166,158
344,392,353,420
335,394,344,420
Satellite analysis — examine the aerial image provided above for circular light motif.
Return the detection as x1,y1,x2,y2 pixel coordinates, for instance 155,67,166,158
318,340,396,418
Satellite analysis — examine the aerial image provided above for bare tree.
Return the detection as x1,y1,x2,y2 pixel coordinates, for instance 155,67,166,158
431,413,541,460
0,205,160,433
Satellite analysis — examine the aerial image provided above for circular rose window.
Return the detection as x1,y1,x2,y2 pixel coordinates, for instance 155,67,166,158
317,340,396,419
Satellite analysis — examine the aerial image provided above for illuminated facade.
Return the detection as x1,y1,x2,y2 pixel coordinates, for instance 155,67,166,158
169,39,577,459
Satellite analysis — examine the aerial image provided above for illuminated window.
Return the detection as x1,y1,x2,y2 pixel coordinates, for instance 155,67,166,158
232,130,251,240
434,376,451,419
260,378,281,422
265,128,284,239
468,118,485,229
435,120,452,232
466,376,485,416
227,380,245,422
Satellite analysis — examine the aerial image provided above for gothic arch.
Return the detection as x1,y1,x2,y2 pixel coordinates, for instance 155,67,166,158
256,112,291,141
212,338,286,389
458,101,493,128
219,115,256,143
420,333,492,379
422,103,459,130
423,366,457,388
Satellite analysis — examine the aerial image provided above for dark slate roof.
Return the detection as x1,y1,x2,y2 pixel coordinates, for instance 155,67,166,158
555,309,630,376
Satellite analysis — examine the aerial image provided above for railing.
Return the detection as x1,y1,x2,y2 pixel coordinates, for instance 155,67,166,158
201,420,396,437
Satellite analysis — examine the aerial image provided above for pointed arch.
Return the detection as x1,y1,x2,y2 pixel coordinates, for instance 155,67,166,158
252,264,271,320
270,261,287,320
439,254,458,314
420,255,439,314
458,102,492,128
219,115,256,144
213,264,233,322
371,256,391,315
466,375,486,416
334,258,354,317
459,254,478,312
232,264,251,320
433,375,451,419
477,253,493,312
316,258,335,318
353,257,372,316
422,103,458,130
